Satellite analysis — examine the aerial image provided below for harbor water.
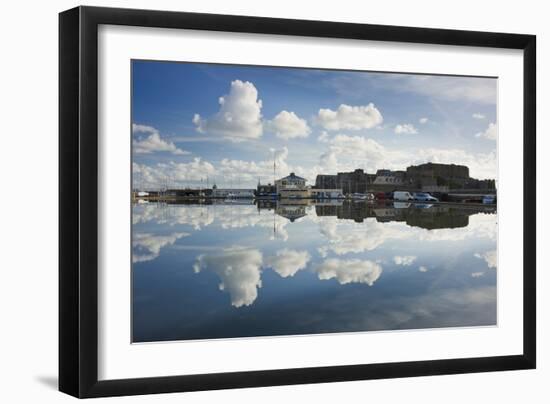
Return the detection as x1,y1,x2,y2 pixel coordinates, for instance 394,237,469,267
132,200,497,343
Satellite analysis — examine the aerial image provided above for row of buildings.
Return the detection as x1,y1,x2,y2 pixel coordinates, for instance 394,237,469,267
255,162,495,199
137,162,495,201
314,163,495,194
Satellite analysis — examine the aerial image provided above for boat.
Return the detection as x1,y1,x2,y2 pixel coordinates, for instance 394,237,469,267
351,193,368,200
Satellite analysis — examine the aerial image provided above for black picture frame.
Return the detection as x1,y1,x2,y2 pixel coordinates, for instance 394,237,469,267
59,5,536,398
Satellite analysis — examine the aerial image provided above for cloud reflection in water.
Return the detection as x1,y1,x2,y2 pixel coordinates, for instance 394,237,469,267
132,201,497,341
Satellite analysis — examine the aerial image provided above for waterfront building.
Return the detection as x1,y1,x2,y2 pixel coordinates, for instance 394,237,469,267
372,169,408,186
275,172,311,199
406,162,469,180
256,182,277,198
406,162,469,189
315,169,371,194
406,162,495,191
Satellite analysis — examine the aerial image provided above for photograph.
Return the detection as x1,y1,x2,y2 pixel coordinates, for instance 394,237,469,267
130,60,499,343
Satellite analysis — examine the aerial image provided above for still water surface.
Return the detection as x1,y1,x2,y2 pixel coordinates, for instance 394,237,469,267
132,200,497,343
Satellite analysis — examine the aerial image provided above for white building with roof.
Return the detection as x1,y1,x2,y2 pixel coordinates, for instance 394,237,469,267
275,173,311,199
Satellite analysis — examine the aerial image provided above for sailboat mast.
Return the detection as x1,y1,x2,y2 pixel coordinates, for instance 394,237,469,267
273,150,276,184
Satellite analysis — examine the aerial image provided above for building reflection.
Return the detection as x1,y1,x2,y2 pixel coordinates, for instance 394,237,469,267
256,199,311,222
314,201,495,230
135,199,496,231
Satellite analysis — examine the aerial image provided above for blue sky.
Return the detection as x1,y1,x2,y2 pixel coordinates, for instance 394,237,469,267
132,60,497,189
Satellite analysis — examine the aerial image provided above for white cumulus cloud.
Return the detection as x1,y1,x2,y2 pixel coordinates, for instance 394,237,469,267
132,146,294,190
132,124,189,155
266,249,311,277
219,146,290,184
472,113,486,119
474,250,497,269
266,110,311,139
394,123,418,135
315,258,382,286
327,134,386,163
133,123,158,134
193,80,263,142
193,247,263,308
133,158,217,189
321,134,496,180
419,117,429,124
132,232,189,263
475,122,497,140
317,103,383,131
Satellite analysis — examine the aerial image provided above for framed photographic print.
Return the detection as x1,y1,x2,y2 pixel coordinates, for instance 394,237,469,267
59,6,536,398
